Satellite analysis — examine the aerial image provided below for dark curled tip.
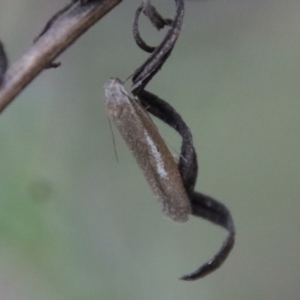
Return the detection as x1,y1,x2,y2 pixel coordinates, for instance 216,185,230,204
133,2,172,54
133,5,156,53
142,1,173,30
180,231,235,281
131,0,184,93
180,192,236,281
0,41,8,86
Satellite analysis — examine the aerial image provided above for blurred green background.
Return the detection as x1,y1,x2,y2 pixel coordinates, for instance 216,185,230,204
0,0,300,299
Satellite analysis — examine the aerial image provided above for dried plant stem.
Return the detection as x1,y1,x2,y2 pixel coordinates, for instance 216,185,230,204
0,0,122,114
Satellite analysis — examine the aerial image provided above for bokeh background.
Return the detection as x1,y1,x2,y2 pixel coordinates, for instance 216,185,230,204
0,0,300,299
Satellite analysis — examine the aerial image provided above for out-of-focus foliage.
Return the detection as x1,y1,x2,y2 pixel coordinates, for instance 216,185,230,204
0,0,300,299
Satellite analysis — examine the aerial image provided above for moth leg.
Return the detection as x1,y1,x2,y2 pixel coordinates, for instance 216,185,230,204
137,89,235,280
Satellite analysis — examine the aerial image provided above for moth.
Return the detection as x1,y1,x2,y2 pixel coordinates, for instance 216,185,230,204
104,78,191,223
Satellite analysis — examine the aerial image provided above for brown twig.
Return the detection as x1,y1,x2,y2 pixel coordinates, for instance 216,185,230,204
0,0,122,114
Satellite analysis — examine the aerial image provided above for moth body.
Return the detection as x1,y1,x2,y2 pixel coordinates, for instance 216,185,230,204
104,78,191,222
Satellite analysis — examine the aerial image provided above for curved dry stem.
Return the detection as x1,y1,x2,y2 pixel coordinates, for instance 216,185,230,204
0,0,122,114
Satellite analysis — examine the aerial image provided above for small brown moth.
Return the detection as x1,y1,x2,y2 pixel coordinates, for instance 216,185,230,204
104,78,191,222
